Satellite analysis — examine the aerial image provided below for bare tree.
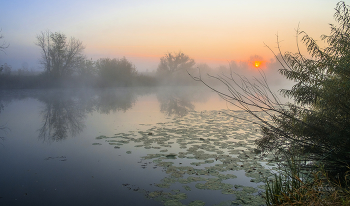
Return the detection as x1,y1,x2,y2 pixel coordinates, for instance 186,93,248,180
0,29,9,54
36,31,85,79
0,29,9,75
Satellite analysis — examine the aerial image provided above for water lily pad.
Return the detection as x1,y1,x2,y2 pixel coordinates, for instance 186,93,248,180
92,143,102,145
188,200,205,206
166,154,177,159
95,110,274,206
183,185,191,191
95,135,108,139
164,199,184,206
242,186,258,193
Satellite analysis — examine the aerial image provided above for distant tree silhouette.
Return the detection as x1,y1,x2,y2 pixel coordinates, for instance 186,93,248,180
156,52,196,85
36,31,85,79
0,29,9,53
0,63,11,76
96,57,137,87
0,30,9,75
0,30,9,138
156,52,195,76
76,59,96,78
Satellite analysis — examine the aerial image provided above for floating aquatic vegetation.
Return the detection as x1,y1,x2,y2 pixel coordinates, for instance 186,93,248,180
92,143,102,145
95,135,108,139
242,186,258,194
182,185,191,191
164,199,184,206
188,200,205,206
108,143,119,145
165,154,177,159
94,110,276,205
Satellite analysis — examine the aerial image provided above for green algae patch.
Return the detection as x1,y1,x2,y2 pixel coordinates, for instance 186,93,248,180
166,154,177,159
242,186,258,193
183,185,191,191
164,200,184,206
95,135,108,139
155,183,171,188
94,110,275,206
92,143,102,145
188,200,205,206
257,184,266,190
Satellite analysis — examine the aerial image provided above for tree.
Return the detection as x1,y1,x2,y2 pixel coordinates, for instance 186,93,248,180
0,30,9,75
36,31,85,79
156,52,195,76
0,30,8,139
76,58,96,78
193,1,350,175
0,29,9,53
0,63,11,76
96,57,137,86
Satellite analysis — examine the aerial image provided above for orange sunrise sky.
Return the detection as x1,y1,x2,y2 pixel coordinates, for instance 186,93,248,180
0,0,345,72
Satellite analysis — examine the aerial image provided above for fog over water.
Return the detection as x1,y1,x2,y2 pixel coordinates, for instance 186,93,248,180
0,86,283,205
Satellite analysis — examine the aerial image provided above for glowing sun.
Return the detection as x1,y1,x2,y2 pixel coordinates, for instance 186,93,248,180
254,61,261,68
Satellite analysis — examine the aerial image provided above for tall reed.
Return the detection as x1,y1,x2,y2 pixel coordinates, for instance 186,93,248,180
265,157,350,206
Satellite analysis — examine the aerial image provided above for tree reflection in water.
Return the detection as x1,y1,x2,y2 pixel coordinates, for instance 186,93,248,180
157,93,194,117
0,95,10,140
95,88,136,114
0,87,211,142
36,88,138,142
156,87,211,117
37,92,86,142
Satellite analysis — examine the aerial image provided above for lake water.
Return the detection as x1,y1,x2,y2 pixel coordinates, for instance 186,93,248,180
0,86,277,206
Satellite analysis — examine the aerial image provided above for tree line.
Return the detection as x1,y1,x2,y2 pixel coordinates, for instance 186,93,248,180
0,30,215,89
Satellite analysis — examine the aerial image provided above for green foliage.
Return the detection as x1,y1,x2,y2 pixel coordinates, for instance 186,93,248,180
256,1,350,175
96,57,137,87
265,156,308,205
265,160,350,206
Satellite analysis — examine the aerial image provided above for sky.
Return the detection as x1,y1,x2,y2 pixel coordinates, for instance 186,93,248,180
0,0,346,72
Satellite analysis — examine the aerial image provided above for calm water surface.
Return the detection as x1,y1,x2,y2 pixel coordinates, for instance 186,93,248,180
0,87,273,206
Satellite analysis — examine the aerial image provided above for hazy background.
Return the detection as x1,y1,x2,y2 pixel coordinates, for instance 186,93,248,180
0,0,341,74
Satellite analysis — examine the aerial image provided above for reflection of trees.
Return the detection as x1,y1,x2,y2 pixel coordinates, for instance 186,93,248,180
36,89,138,142
157,88,195,117
0,102,5,140
0,87,212,142
37,92,86,142
0,93,11,140
95,88,137,114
